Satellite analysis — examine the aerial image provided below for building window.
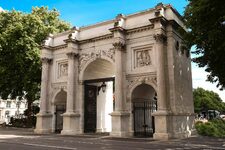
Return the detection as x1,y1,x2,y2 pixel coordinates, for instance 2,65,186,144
5,111,10,117
6,101,11,108
16,102,21,109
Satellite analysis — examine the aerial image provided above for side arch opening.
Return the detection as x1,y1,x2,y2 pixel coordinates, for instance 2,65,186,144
54,90,67,133
132,83,157,137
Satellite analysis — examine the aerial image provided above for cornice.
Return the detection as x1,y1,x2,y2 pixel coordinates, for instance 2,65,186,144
79,33,113,44
41,44,68,51
126,24,154,35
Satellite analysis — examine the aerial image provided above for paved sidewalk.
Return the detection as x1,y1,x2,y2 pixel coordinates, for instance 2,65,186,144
0,127,224,150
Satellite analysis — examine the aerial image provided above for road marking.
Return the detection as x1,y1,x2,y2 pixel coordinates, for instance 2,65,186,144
23,143,77,150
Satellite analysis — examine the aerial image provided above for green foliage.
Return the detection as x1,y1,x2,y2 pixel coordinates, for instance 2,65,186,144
195,119,225,137
10,116,37,128
193,88,225,113
0,7,70,101
183,0,225,89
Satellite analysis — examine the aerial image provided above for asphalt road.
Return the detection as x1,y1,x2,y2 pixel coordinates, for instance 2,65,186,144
0,128,225,150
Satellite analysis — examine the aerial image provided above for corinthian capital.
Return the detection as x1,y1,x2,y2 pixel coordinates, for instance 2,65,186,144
66,52,79,59
41,57,52,64
154,34,167,43
113,41,125,51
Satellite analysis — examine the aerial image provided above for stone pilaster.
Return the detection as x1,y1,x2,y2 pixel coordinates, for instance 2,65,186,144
61,39,81,135
154,34,168,112
150,16,172,140
152,33,172,139
109,23,130,137
35,57,53,134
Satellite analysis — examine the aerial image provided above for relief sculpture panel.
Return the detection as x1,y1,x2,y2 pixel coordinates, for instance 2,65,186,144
136,50,151,67
58,62,68,79
133,46,153,69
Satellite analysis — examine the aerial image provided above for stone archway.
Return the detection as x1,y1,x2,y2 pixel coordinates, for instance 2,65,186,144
82,58,115,133
131,84,157,137
54,90,67,133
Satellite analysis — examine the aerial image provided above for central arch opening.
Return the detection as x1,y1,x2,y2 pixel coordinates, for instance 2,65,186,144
83,58,115,133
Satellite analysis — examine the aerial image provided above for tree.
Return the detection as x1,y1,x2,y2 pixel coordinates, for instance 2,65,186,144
183,0,225,89
0,7,71,121
193,88,225,113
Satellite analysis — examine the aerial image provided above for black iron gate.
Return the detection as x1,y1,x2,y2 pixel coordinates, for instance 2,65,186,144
133,99,157,137
84,85,97,133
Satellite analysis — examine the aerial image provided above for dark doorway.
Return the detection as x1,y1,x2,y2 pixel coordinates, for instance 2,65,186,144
84,85,97,133
133,99,157,137
55,104,66,133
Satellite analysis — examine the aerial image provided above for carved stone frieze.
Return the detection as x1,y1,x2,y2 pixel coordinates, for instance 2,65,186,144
126,74,157,91
102,48,115,61
79,49,115,72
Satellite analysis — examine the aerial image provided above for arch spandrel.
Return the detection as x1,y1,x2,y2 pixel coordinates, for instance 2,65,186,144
52,89,67,105
126,74,157,102
79,51,115,80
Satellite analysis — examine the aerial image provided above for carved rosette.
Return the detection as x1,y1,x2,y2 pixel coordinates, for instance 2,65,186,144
153,34,167,43
112,41,125,51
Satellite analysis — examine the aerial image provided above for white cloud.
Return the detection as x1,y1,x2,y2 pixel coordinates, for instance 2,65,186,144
0,7,4,12
192,63,225,102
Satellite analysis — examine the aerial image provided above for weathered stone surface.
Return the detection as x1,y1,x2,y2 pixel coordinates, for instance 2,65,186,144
35,4,195,140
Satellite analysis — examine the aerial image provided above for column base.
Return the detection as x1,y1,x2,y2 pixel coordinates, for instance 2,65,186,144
152,111,196,140
61,112,81,135
169,113,196,139
152,110,171,140
110,111,131,137
34,112,53,134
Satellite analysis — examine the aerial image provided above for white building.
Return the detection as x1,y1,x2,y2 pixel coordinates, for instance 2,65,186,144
35,3,195,140
0,98,27,124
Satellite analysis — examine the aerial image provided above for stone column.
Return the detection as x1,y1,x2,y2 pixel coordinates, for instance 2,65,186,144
110,27,130,137
65,52,77,113
113,42,125,112
61,40,81,135
40,58,52,113
35,57,53,134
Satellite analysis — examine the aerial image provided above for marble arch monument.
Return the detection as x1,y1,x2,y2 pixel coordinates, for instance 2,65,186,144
35,3,195,140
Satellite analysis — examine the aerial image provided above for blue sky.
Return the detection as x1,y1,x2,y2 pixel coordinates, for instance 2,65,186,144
0,0,224,101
